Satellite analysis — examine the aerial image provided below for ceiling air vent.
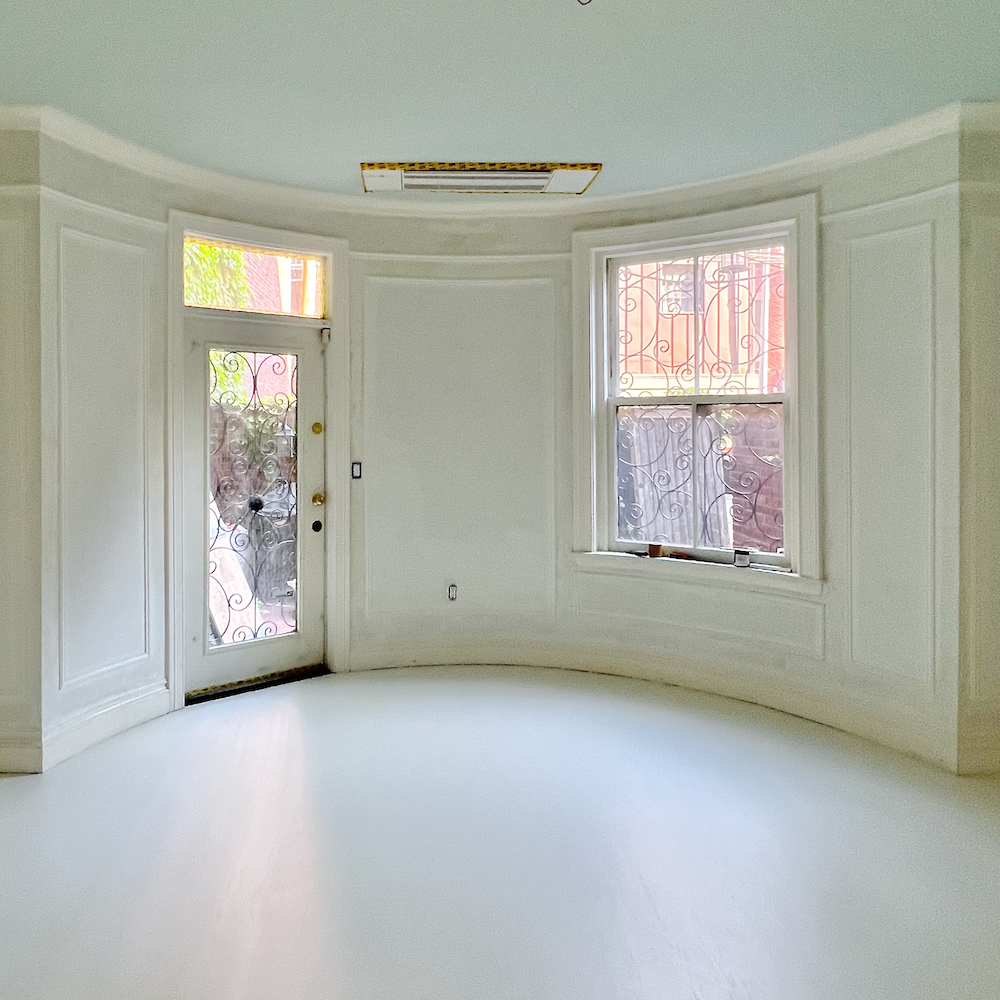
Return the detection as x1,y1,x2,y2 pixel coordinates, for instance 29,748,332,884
361,162,601,195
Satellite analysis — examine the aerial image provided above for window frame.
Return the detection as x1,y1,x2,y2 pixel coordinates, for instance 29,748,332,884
572,194,820,582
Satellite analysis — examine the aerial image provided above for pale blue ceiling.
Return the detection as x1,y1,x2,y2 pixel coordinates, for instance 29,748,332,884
1,0,998,197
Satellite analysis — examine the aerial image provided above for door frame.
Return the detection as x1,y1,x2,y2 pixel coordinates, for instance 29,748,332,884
167,211,350,709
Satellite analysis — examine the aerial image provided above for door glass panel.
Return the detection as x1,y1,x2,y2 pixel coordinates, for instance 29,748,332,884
208,350,298,645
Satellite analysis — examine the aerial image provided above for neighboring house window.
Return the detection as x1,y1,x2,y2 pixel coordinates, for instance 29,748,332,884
574,197,818,576
657,260,696,316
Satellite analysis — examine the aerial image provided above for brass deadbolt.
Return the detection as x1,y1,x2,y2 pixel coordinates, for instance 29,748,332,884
311,422,323,434
311,493,326,507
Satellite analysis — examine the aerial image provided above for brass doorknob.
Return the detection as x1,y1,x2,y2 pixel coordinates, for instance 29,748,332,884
311,493,326,507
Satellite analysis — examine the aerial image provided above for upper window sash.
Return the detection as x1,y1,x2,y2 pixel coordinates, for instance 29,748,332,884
609,239,788,400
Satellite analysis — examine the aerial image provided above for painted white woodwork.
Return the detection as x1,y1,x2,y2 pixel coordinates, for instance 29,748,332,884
38,192,169,769
353,260,560,659
847,226,935,682
820,190,960,714
168,213,350,697
1,103,999,771
0,191,42,772
575,573,824,658
181,316,326,692
958,182,1000,772
0,103,967,218
2,668,1000,999
58,229,150,681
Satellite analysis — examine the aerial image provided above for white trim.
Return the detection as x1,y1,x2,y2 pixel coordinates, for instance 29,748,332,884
819,181,961,223
0,102,967,219
39,185,166,231
350,251,572,263
571,551,824,598
166,211,350,702
572,194,820,582
42,683,169,770
325,241,352,672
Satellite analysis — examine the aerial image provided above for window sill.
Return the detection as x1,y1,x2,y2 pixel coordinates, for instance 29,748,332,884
570,551,825,599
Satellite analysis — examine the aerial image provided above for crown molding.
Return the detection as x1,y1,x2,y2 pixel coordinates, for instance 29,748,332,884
0,102,985,221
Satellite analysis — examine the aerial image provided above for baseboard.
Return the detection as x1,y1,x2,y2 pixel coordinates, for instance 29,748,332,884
347,641,961,772
42,684,171,770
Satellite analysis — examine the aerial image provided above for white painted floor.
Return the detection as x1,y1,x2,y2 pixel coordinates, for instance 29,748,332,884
2,666,999,1000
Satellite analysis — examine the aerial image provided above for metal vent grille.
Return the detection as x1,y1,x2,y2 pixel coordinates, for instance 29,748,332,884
361,162,601,194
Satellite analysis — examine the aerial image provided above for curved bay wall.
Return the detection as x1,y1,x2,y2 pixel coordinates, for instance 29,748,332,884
2,103,999,771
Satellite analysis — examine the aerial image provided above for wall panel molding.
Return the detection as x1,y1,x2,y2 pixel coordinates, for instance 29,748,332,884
575,572,825,658
358,272,558,626
56,226,151,687
845,223,936,686
39,190,168,758
822,187,959,715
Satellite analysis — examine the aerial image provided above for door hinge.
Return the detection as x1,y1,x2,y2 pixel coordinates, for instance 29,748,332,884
320,326,331,347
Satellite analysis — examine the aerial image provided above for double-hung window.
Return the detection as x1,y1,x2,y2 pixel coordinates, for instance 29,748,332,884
574,196,819,578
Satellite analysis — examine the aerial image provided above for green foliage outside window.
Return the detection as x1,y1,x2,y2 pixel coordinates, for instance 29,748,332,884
183,240,252,311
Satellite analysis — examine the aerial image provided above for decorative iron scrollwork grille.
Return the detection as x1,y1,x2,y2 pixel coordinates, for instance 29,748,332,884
207,350,298,645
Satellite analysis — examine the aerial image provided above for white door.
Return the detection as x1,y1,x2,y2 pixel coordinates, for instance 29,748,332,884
183,315,327,694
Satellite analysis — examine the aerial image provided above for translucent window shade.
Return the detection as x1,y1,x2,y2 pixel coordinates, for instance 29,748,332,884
696,402,784,553
616,405,694,546
183,238,325,318
617,246,785,397
615,402,784,554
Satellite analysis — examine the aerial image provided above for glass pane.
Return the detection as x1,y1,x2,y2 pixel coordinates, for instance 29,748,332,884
616,405,694,546
184,238,325,318
696,403,783,553
616,246,784,397
700,247,785,394
208,350,298,645
617,259,697,396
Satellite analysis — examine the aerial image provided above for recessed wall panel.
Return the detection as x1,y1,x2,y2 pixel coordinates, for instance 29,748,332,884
576,572,824,657
848,225,935,682
363,277,556,616
59,228,148,682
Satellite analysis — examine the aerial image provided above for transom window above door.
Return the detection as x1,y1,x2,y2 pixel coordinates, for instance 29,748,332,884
183,236,326,318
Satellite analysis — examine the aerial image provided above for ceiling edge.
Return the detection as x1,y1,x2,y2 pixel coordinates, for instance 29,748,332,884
0,103,968,220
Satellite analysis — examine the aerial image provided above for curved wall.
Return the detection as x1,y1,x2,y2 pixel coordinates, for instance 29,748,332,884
2,103,1000,772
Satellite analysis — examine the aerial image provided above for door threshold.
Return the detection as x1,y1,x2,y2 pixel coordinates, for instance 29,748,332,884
185,663,329,706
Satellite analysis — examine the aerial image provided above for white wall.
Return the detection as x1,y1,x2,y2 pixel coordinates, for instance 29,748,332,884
349,255,567,669
0,188,42,771
0,104,996,772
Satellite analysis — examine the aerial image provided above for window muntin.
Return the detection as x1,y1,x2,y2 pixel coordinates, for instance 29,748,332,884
183,237,325,318
610,242,788,565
